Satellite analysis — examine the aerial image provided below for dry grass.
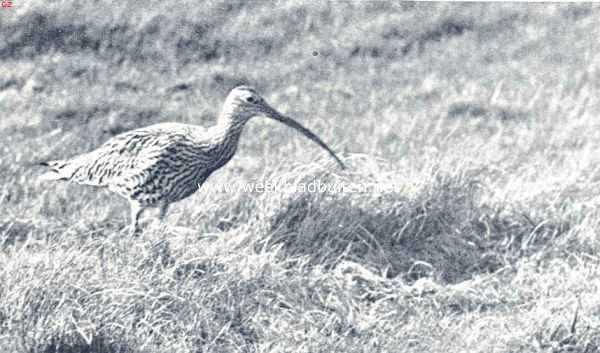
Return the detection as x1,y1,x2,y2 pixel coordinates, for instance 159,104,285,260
2,2,600,352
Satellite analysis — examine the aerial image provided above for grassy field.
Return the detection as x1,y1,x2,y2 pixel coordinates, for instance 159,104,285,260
2,1,600,352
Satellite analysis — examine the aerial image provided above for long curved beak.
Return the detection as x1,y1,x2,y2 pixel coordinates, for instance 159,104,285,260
261,105,346,170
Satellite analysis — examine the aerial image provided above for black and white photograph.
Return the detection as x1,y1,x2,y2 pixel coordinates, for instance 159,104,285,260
1,1,600,352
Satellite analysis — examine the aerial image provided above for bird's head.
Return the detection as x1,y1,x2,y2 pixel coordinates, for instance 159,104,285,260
220,85,346,170
223,85,269,120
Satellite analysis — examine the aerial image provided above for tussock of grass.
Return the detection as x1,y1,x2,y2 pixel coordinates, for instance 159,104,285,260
257,159,575,284
262,162,485,282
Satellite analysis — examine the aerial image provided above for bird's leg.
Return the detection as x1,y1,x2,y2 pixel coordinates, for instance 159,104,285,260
129,201,145,237
156,202,171,233
158,202,170,221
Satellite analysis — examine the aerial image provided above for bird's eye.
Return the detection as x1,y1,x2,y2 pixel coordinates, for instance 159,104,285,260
246,96,256,103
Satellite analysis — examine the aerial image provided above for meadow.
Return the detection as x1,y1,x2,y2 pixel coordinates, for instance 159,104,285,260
1,1,600,352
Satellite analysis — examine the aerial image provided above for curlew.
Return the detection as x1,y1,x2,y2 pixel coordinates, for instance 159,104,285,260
40,86,345,236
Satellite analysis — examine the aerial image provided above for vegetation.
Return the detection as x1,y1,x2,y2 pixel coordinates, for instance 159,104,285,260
1,2,600,352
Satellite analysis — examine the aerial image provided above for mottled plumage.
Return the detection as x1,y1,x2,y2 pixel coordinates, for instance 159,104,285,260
40,86,345,235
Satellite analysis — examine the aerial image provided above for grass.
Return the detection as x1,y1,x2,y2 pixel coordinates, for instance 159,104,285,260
2,1,600,352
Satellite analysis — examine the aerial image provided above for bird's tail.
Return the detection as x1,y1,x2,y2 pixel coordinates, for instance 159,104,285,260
38,159,74,181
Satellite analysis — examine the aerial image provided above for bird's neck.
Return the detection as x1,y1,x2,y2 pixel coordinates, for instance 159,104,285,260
204,110,249,169
214,110,248,143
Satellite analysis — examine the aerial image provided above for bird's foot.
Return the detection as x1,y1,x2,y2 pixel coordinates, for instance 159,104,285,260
128,225,142,237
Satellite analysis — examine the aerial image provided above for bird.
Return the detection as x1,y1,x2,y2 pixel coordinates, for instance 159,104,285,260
40,85,345,236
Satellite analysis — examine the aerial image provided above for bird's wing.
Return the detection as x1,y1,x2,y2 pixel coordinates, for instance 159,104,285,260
40,123,206,187
109,126,217,203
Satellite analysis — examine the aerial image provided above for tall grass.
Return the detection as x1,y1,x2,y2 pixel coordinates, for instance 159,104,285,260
2,2,600,352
